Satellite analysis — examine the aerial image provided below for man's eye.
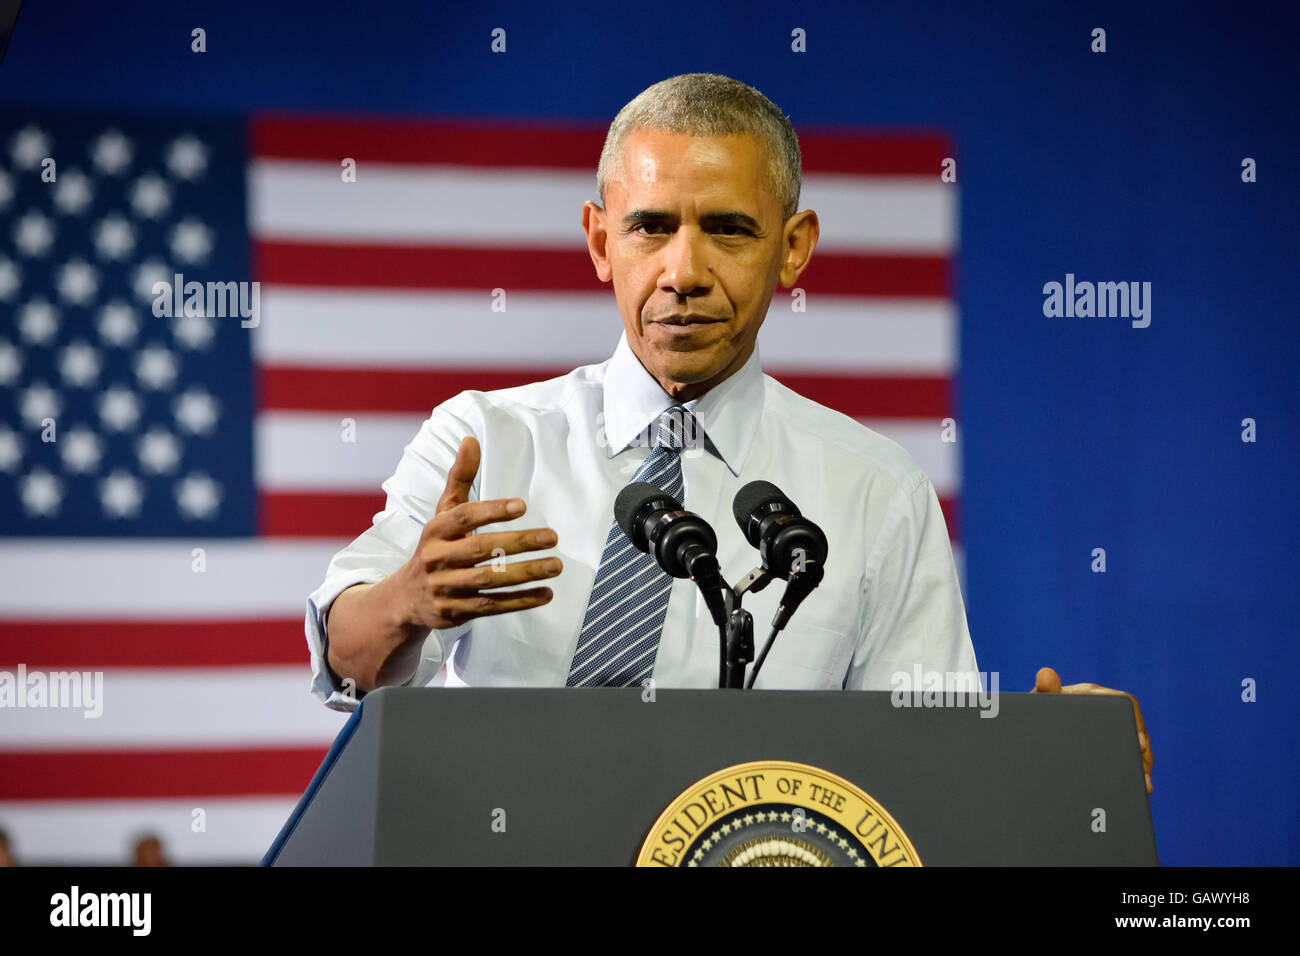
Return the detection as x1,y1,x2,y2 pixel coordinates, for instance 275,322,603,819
714,225,748,236
634,222,669,235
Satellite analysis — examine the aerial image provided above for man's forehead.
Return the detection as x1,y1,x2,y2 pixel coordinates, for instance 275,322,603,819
625,128,752,163
611,129,775,211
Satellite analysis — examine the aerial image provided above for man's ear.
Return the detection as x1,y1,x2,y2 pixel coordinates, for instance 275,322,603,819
778,209,820,288
582,200,613,283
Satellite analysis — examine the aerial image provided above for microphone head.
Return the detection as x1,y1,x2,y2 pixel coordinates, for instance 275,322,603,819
732,480,796,545
614,481,682,549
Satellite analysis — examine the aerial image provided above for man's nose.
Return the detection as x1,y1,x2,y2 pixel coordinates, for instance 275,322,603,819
659,226,712,296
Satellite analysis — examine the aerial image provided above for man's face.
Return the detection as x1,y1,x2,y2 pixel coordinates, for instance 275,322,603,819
583,129,818,401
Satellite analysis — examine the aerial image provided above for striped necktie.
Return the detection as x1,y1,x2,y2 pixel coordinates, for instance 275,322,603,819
566,406,694,687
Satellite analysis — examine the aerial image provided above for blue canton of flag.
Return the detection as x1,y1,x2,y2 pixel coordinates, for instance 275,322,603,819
0,110,255,536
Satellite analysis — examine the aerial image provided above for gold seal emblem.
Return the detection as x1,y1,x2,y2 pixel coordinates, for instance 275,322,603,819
637,760,921,867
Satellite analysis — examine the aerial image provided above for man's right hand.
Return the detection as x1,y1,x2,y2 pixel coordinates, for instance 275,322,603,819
325,436,560,692
395,435,561,630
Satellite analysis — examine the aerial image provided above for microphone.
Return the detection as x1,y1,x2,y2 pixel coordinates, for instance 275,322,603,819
732,481,828,633
614,482,728,627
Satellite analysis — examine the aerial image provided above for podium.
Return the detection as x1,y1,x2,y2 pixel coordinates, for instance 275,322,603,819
264,687,1157,866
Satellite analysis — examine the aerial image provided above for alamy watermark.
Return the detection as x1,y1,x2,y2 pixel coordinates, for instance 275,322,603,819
152,271,260,328
0,665,103,718
1042,273,1151,328
50,886,150,936
890,666,1000,718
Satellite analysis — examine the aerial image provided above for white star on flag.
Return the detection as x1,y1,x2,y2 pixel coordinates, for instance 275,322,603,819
134,345,180,390
166,135,209,180
57,258,100,304
53,169,94,215
100,469,145,518
97,385,142,431
131,258,171,302
0,341,22,386
10,125,51,170
175,471,221,519
0,426,23,472
20,467,63,516
60,426,104,473
129,173,171,219
172,312,215,350
0,257,21,299
94,215,136,260
14,211,56,257
58,340,102,387
91,129,133,175
169,218,214,264
137,428,182,474
19,381,61,427
97,301,139,346
19,382,61,426
174,386,220,434
18,299,59,344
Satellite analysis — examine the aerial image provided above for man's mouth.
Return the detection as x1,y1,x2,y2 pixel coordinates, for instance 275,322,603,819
650,314,727,326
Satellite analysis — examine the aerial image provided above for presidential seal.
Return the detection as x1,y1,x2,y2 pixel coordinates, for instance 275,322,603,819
637,760,921,867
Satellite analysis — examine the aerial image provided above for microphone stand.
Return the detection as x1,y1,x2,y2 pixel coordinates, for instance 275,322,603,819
721,592,753,689
715,562,825,689
718,566,773,689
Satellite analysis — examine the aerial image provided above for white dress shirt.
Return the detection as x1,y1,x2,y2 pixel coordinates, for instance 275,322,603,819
306,333,977,710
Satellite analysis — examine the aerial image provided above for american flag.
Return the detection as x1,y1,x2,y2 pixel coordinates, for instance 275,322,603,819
0,110,959,863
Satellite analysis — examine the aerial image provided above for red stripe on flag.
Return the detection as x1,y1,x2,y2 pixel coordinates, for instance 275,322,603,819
938,495,959,536
0,620,307,670
250,115,948,176
798,130,953,175
260,491,384,538
259,366,571,414
253,241,604,292
808,253,949,297
253,241,948,298
260,366,951,419
771,373,951,419
0,748,326,800
252,115,609,169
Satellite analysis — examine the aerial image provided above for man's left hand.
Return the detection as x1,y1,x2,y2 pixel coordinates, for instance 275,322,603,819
1032,666,1153,795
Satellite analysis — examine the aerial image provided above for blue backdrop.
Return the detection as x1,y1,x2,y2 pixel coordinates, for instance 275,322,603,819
3,0,1296,865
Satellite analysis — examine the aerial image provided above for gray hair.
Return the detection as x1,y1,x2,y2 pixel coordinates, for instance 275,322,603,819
597,73,802,221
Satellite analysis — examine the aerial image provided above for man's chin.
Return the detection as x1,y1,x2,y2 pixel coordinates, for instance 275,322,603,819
646,350,731,389
628,328,751,396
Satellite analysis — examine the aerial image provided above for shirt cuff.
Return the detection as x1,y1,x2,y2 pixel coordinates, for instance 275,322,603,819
305,569,471,712
306,569,389,712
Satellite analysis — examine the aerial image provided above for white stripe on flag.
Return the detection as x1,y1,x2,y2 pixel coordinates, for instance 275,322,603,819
0,540,344,618
0,668,345,750
250,160,956,252
256,412,417,490
800,174,958,252
254,288,955,373
0,796,300,864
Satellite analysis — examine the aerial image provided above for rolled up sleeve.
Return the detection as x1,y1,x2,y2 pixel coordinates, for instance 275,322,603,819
304,397,480,711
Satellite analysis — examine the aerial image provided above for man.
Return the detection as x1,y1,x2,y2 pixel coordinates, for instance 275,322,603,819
307,74,1152,793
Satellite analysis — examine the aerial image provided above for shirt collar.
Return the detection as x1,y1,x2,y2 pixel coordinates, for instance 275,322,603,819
601,331,764,476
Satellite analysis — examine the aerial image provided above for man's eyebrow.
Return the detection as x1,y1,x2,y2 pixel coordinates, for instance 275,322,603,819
700,211,761,231
621,209,675,227
620,210,762,230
